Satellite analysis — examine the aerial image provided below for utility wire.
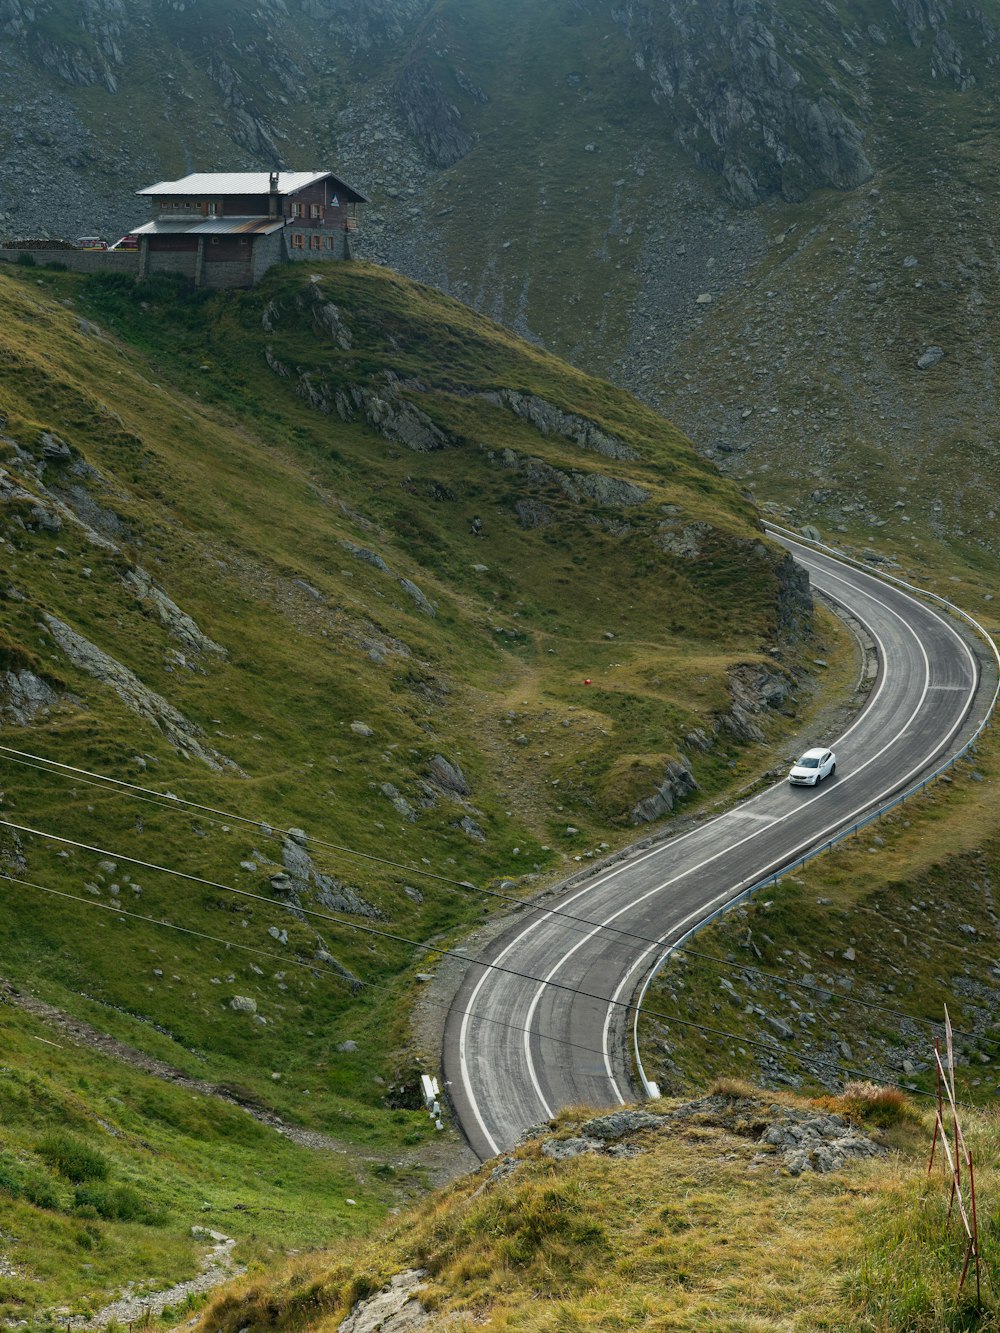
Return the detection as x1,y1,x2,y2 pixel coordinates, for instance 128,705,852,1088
0,819,970,1108
1,870,949,1110
0,871,613,1064
3,746,995,1051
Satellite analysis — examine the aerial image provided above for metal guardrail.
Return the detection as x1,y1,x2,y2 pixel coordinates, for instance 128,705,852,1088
632,526,1000,1098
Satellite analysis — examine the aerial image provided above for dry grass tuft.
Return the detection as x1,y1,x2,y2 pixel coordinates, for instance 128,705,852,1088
810,1081,920,1129
707,1076,760,1101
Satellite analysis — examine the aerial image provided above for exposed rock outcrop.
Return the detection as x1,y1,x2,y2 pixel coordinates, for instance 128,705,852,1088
399,576,436,615
311,298,353,349
667,1094,887,1175
611,0,876,203
341,539,390,572
632,757,698,824
300,0,434,53
279,831,382,921
41,614,236,770
891,0,977,86
489,449,650,509
478,389,639,461
123,567,226,658
514,497,553,529
721,662,794,743
427,753,469,796
329,379,452,452
394,54,482,166
339,1268,430,1333
539,1097,883,1175
538,1109,663,1160
0,669,62,727
654,517,713,558
27,0,126,95
772,550,813,642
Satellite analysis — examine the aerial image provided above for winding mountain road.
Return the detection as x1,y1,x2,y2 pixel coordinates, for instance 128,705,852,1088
442,534,997,1161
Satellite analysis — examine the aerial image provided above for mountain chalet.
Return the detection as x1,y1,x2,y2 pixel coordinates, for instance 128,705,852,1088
0,169,367,289
134,170,367,287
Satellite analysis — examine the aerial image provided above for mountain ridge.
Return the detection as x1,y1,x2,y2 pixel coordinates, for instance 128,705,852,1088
6,0,1000,554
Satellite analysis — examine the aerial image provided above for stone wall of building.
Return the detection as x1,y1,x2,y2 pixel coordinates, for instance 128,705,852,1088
204,260,255,290
0,235,350,287
284,229,351,263
251,231,287,283
147,248,198,280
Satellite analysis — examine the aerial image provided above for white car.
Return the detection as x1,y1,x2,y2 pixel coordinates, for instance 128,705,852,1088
788,747,836,786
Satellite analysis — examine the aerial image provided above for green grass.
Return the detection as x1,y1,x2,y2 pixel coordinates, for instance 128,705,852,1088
0,1001,394,1324
0,258,829,1318
194,1089,1000,1330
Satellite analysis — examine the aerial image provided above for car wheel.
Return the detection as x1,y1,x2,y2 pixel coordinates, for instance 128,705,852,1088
830,762,836,777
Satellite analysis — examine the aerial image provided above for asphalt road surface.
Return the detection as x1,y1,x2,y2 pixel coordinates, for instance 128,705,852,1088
442,536,996,1161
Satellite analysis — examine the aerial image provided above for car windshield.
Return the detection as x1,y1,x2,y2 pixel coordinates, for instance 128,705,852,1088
797,757,819,768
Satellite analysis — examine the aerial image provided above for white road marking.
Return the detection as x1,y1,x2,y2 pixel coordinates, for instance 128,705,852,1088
458,546,980,1155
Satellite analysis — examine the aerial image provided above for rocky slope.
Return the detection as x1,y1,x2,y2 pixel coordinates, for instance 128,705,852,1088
4,0,1000,579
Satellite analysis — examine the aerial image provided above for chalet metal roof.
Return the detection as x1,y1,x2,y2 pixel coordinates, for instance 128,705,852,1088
131,217,287,237
137,171,368,203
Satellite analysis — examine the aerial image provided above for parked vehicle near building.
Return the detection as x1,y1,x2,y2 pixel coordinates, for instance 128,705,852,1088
77,236,109,250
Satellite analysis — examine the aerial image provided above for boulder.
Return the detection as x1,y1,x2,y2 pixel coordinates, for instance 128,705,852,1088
399,578,435,616
456,815,486,841
427,753,470,796
578,1110,662,1140
381,782,417,821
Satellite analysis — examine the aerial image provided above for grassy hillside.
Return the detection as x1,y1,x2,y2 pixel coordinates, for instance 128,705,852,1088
197,1087,1000,1330
0,258,832,1320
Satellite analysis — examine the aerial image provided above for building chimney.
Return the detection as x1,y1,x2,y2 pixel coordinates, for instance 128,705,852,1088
268,169,280,219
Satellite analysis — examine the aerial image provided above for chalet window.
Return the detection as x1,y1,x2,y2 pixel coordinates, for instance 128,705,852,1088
326,236,336,249
292,202,305,218
309,204,323,220
309,234,322,250
291,232,304,249
207,202,218,217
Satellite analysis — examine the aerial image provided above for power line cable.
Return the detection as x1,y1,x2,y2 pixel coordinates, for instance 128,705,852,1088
1,869,951,1111
0,819,970,1108
3,747,995,1051
0,871,613,1064
15,863,939,1105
